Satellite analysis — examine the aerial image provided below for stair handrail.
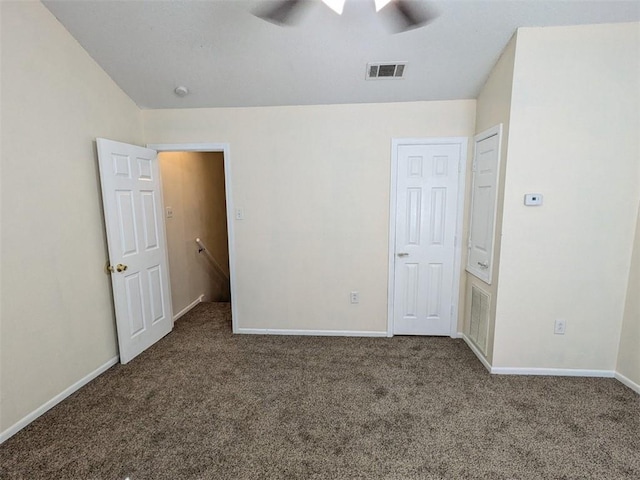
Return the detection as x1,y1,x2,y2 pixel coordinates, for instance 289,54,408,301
195,237,230,283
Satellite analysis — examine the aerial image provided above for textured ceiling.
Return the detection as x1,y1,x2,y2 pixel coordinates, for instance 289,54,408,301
43,0,640,109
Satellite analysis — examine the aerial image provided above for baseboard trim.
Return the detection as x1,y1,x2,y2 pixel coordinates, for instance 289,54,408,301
460,333,492,373
0,355,119,444
490,367,616,378
615,371,640,394
173,294,204,322
236,328,388,337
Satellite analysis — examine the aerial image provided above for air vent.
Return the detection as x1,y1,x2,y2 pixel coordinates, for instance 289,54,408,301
469,286,490,355
366,62,407,80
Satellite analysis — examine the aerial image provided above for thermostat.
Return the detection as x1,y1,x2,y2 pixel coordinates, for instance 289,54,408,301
524,194,543,206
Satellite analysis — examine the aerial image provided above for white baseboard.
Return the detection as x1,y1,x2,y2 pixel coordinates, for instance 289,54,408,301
173,294,204,322
460,333,492,373
490,367,616,378
615,371,640,394
236,328,388,337
459,333,622,380
0,355,119,444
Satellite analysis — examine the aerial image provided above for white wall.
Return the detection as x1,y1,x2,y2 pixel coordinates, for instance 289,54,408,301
464,34,517,362
0,2,143,433
143,101,476,333
159,151,230,315
492,23,640,371
617,203,640,387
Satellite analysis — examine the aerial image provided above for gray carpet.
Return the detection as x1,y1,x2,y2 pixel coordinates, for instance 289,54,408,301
1,302,638,479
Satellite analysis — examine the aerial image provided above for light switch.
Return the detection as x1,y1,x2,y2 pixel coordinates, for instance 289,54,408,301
524,194,543,206
235,208,244,220
166,206,174,218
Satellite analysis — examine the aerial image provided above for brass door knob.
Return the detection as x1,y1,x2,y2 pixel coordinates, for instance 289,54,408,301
107,263,128,273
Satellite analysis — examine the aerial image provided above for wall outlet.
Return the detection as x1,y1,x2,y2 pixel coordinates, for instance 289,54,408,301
350,291,359,304
554,319,566,335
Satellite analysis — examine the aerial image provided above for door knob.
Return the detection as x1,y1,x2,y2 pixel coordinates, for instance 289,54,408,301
107,263,128,273
477,261,489,269
397,252,409,257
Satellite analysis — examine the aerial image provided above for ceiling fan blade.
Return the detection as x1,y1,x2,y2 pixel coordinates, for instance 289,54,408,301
254,0,307,26
388,0,438,32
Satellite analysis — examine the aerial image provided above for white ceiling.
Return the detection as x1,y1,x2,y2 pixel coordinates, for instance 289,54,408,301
43,0,640,109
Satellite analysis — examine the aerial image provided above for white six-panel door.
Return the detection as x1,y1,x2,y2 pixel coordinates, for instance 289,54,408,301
97,138,173,363
392,142,462,336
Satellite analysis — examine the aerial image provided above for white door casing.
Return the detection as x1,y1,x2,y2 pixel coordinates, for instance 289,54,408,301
389,139,466,336
147,142,238,334
466,125,502,284
97,138,173,364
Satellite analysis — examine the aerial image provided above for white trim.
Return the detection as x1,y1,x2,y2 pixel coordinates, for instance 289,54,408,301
490,367,615,378
466,124,502,284
460,334,625,381
0,356,119,444
614,372,640,394
387,137,468,338
236,328,388,337
149,143,239,334
461,333,492,373
451,139,468,337
460,333,636,384
173,294,205,322
387,140,399,338
147,143,228,152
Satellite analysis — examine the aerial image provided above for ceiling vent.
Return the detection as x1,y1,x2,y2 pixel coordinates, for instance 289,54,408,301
366,62,407,80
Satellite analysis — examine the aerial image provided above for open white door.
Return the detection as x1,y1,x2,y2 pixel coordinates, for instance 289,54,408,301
97,138,173,364
466,125,502,284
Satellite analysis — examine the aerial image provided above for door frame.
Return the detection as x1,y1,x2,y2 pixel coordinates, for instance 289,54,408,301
147,142,239,334
387,137,468,337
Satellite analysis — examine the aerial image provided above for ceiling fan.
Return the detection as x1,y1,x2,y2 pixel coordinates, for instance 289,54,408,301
254,0,438,33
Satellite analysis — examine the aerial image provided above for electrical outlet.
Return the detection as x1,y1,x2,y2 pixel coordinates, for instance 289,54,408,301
350,291,359,304
554,319,566,335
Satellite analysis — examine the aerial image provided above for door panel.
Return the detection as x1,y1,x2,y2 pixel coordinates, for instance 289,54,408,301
97,138,172,363
393,143,461,336
467,128,501,283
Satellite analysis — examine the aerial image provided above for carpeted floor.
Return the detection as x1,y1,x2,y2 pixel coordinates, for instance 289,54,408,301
1,302,638,479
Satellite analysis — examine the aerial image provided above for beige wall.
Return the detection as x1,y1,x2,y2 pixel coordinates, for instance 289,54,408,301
464,34,518,362
617,202,640,385
143,101,476,332
492,23,640,370
0,1,143,433
159,151,229,315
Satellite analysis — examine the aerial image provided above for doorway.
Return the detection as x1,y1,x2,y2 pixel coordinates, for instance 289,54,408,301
149,143,237,331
